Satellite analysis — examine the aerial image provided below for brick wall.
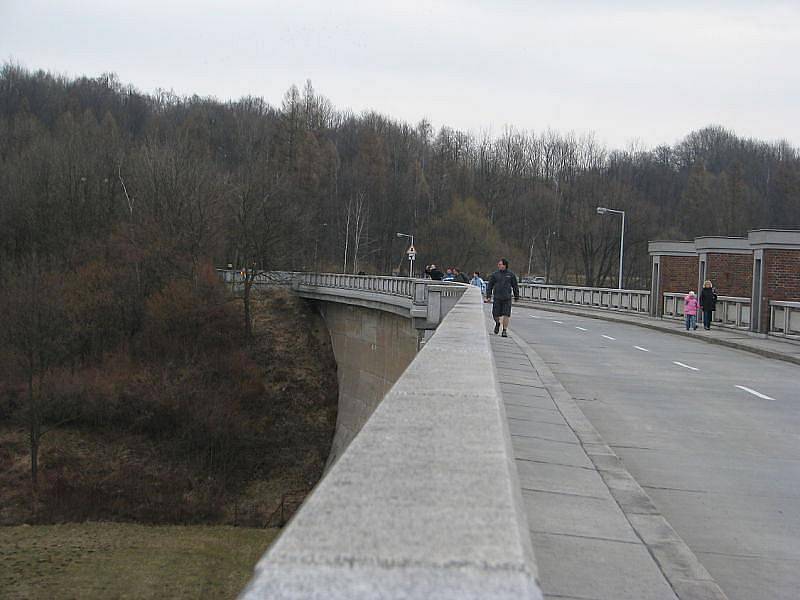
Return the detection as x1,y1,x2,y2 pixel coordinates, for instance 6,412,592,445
758,249,800,331
660,255,698,294
706,253,752,297
764,249,800,300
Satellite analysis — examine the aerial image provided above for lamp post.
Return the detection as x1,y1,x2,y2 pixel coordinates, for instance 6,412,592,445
596,207,625,289
396,232,415,277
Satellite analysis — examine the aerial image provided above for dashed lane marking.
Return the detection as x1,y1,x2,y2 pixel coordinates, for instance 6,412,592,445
552,320,563,324
735,385,775,401
673,361,699,371
602,335,616,341
634,346,650,352
575,326,587,331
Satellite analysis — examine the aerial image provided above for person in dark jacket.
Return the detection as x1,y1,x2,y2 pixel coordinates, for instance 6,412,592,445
485,258,520,337
453,268,470,284
699,279,717,330
426,264,444,280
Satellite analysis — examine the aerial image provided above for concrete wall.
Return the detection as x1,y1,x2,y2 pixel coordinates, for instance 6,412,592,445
241,285,542,599
314,301,419,464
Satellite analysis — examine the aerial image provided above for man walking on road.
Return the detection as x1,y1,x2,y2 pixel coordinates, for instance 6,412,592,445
485,258,520,337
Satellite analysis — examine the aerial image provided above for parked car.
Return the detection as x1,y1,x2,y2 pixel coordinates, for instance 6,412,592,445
521,276,547,284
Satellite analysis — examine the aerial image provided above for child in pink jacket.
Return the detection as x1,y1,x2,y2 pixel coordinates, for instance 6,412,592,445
684,291,699,331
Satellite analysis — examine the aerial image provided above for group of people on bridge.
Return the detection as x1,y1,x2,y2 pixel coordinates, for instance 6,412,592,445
424,259,521,338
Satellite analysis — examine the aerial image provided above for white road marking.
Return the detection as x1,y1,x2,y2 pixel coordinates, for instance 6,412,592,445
529,315,542,319
575,326,587,331
735,385,775,401
673,361,699,371
634,346,650,352
552,320,563,324
602,335,616,341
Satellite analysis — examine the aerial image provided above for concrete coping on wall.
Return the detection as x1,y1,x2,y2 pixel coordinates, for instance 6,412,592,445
648,240,696,256
240,285,543,599
748,229,800,249
694,236,751,253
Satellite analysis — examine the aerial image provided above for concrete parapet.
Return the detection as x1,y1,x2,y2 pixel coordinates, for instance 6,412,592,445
240,286,543,599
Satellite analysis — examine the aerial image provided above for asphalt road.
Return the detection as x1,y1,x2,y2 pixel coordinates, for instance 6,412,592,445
510,306,800,600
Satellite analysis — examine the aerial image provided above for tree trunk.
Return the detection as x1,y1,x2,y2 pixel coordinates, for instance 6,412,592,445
243,275,253,339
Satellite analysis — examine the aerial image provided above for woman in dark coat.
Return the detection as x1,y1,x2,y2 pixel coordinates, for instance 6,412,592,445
699,280,717,330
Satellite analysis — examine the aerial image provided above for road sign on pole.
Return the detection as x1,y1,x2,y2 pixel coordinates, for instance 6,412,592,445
406,245,416,277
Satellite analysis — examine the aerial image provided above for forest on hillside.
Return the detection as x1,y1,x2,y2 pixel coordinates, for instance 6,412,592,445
1,63,799,522
2,64,799,291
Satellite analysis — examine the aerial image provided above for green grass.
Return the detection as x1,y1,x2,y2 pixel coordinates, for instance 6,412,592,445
0,522,279,599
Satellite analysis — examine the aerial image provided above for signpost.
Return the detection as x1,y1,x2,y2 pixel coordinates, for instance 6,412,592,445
406,244,416,278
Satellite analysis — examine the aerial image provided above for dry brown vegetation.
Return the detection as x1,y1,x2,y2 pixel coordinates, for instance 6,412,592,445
0,287,338,526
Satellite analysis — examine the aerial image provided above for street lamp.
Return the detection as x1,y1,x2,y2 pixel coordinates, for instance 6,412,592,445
596,206,625,289
396,232,415,277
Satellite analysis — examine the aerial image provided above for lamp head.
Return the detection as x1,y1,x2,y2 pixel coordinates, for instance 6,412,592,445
596,207,608,215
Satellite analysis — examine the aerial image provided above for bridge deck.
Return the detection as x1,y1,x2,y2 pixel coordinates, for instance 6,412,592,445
488,309,727,600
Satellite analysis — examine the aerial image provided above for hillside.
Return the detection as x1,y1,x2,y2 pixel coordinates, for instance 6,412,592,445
0,287,338,526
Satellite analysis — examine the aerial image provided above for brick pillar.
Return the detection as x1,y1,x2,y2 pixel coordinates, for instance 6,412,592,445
748,230,800,333
648,241,697,317
694,237,752,298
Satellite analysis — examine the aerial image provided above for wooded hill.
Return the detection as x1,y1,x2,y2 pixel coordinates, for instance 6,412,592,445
1,64,799,522
2,64,798,289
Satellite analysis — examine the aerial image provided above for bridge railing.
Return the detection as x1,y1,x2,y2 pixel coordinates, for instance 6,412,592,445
519,283,650,313
297,272,416,298
770,301,800,338
663,293,751,329
293,272,468,329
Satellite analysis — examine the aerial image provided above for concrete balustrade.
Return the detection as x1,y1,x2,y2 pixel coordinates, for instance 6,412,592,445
519,283,650,314
240,285,542,599
663,292,751,329
770,301,800,338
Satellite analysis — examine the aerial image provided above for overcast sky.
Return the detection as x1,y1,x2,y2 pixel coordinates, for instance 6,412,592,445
2,0,798,149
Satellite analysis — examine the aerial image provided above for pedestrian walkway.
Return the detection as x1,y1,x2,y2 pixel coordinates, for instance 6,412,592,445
488,319,728,600
517,300,800,366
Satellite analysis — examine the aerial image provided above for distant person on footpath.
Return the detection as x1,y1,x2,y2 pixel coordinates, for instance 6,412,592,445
453,268,470,284
425,264,444,280
442,268,455,282
684,290,699,331
470,271,486,295
700,280,718,330
485,258,520,338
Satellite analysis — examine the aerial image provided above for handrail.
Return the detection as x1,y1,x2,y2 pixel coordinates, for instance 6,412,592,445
770,300,800,338
519,283,650,313
296,272,416,298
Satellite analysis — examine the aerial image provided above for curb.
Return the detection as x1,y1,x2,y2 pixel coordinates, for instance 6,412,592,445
508,330,729,600
515,300,800,367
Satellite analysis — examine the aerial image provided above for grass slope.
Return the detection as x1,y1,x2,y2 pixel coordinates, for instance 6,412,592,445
0,522,279,599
